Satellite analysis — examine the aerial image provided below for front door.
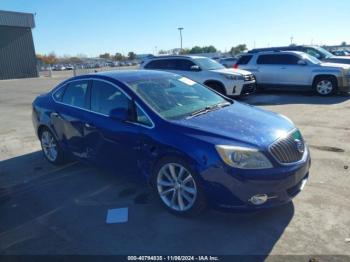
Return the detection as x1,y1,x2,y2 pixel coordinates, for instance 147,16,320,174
271,54,311,86
83,79,141,174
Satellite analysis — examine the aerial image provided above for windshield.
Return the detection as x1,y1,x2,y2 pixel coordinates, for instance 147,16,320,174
126,76,229,120
302,53,322,64
315,46,334,59
193,57,225,70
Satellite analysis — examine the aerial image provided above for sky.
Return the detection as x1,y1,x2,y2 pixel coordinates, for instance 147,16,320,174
1,0,349,57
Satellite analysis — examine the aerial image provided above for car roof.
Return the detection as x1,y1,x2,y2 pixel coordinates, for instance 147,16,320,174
248,45,319,53
92,69,177,82
145,55,207,60
250,50,305,56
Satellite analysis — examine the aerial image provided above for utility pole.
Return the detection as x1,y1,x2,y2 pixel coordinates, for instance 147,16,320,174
290,36,294,45
178,27,184,52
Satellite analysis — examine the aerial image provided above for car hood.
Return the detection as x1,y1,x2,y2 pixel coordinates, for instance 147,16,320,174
320,62,350,70
210,68,252,76
324,57,350,65
172,102,295,148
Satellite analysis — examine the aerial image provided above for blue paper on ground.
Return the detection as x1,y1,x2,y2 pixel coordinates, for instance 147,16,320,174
106,207,128,223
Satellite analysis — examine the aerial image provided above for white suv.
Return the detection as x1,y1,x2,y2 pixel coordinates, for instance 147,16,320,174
140,56,256,96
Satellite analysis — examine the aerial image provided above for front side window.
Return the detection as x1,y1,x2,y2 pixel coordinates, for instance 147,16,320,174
91,80,130,115
127,76,229,120
62,81,89,108
173,59,196,71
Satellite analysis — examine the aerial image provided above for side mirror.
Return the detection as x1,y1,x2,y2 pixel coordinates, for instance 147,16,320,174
297,60,307,66
109,108,129,121
190,65,201,71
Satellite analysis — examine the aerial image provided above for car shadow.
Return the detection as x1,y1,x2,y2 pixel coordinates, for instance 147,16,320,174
0,151,294,258
236,90,349,106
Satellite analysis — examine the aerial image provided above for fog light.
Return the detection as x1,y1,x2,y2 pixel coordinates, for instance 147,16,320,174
249,194,268,205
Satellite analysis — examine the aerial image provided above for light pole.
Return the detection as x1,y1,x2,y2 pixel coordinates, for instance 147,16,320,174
178,27,184,52
290,36,294,45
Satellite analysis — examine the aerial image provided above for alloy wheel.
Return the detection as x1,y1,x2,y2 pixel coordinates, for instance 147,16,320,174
157,163,197,212
316,80,333,95
41,130,58,162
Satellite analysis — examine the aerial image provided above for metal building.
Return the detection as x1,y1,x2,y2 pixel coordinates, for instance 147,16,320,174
0,10,38,80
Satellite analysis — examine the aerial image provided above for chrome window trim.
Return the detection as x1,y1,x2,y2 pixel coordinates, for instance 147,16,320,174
268,128,308,166
51,77,155,129
131,102,155,129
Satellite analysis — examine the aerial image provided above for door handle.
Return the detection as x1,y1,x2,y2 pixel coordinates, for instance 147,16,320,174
84,123,96,129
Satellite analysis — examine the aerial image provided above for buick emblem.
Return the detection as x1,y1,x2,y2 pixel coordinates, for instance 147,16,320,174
294,139,304,153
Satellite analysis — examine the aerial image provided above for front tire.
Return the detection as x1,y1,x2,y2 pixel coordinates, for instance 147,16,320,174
313,76,337,96
152,157,207,216
40,128,66,165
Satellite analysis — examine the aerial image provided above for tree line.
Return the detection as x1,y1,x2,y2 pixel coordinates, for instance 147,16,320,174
99,52,136,61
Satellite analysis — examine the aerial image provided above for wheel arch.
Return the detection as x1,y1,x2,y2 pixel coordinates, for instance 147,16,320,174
37,124,59,141
203,79,226,89
312,74,338,87
147,149,205,187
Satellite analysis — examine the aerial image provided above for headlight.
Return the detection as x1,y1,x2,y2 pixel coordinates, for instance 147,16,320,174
215,145,273,169
221,74,244,81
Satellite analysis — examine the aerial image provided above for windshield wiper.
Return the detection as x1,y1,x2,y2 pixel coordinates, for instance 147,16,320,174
186,101,231,119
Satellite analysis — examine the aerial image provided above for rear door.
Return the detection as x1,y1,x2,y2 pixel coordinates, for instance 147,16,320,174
51,80,90,158
254,54,280,84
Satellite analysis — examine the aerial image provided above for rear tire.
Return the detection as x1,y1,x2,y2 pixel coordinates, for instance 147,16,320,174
152,157,207,217
40,128,66,165
313,76,337,96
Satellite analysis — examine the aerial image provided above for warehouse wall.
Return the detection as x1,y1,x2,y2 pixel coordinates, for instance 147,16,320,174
0,25,38,80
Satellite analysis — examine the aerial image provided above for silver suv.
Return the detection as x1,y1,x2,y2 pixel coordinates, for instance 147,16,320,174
236,51,350,95
140,55,256,96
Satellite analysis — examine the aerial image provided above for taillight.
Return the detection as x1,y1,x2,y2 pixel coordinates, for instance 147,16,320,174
233,64,238,69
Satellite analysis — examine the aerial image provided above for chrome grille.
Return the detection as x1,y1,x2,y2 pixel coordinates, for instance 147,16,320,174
269,130,305,164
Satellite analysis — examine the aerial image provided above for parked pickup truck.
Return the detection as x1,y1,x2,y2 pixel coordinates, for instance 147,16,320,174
235,51,350,95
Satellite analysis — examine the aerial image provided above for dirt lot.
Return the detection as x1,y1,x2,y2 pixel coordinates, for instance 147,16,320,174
0,72,349,259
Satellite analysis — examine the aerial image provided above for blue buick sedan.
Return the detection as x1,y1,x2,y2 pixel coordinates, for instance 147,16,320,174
32,70,310,216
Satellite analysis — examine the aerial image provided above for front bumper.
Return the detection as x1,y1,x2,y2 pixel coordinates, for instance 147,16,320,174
337,76,350,93
201,150,311,210
240,82,257,95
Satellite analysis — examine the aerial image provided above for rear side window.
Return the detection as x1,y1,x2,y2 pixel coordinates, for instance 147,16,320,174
145,59,172,69
236,55,252,65
53,86,65,102
91,80,130,115
62,81,89,108
257,54,299,65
